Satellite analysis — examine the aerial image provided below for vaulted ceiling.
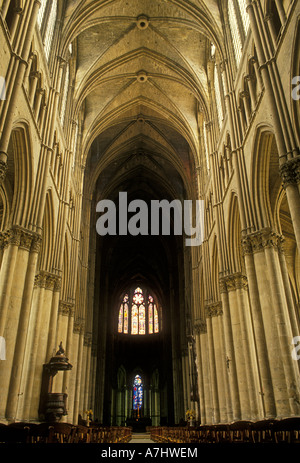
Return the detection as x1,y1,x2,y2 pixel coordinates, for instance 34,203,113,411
60,0,225,200
60,1,225,309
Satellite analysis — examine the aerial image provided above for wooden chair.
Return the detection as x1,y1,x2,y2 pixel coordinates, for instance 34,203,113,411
48,423,75,443
229,420,254,443
0,424,29,443
72,424,91,443
273,417,300,443
251,419,277,443
214,424,231,443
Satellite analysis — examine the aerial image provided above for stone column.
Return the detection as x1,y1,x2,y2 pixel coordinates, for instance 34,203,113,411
82,333,92,418
194,320,206,424
206,302,226,423
72,321,84,424
225,277,252,419
205,312,219,423
5,232,41,421
19,272,47,420
62,305,75,422
219,279,241,421
280,158,300,251
67,320,80,424
242,229,300,417
199,327,213,424
0,228,21,338
29,273,59,420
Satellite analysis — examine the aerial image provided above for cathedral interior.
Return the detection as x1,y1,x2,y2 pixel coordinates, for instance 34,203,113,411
0,0,300,439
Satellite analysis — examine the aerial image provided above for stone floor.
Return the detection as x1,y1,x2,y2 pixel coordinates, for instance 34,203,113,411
129,432,155,443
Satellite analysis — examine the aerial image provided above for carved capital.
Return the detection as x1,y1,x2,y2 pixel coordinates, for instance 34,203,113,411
74,319,85,334
58,300,74,316
220,273,248,292
280,157,300,188
31,234,42,253
34,271,61,291
84,332,92,347
0,160,8,185
19,230,34,251
241,228,284,255
194,318,207,334
205,301,223,318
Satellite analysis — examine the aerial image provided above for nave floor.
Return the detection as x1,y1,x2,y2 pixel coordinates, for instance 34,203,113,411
129,432,155,443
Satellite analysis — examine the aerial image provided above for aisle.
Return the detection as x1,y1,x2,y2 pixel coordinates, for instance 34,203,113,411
129,432,155,443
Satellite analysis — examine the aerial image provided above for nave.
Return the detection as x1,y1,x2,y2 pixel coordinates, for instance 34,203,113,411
1,418,300,445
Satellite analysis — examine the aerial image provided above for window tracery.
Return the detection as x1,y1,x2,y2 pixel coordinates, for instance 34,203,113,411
118,287,160,335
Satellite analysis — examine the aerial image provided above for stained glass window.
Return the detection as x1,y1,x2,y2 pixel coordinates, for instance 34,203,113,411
237,0,250,35
203,121,210,170
214,65,224,128
133,375,143,411
148,296,153,334
124,301,128,334
118,287,160,335
154,304,159,333
60,64,69,126
139,304,145,334
37,0,47,29
44,0,57,61
228,0,243,65
118,304,123,333
132,304,138,335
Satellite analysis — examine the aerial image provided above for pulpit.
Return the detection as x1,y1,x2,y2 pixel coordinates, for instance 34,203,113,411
39,343,72,422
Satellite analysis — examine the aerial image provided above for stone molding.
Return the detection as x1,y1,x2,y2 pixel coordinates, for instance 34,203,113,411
73,319,85,335
194,318,207,334
219,272,248,293
34,270,61,291
280,156,300,188
0,160,7,185
84,332,92,347
205,301,223,318
0,226,42,252
58,300,75,317
241,228,284,255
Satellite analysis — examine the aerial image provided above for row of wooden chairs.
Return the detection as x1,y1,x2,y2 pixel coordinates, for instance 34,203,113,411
0,422,132,444
150,418,300,444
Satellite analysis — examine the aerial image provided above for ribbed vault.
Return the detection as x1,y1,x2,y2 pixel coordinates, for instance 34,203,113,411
60,0,224,424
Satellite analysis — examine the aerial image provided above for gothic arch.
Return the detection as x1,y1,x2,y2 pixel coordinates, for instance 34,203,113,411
61,234,70,301
251,126,280,230
6,124,33,229
228,193,244,274
211,236,220,302
37,189,55,273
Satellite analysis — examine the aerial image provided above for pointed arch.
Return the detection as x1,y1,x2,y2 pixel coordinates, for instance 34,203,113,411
6,124,33,229
37,189,55,272
211,236,220,302
61,233,70,301
228,193,244,274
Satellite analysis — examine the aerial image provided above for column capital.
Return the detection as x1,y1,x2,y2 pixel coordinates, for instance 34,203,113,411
34,270,61,291
205,301,223,318
0,160,8,185
280,156,300,188
220,273,248,292
84,332,92,347
73,318,85,334
58,300,74,316
241,228,284,255
194,318,207,334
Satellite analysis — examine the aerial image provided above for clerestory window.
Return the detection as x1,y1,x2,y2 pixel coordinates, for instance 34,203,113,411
118,287,160,335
